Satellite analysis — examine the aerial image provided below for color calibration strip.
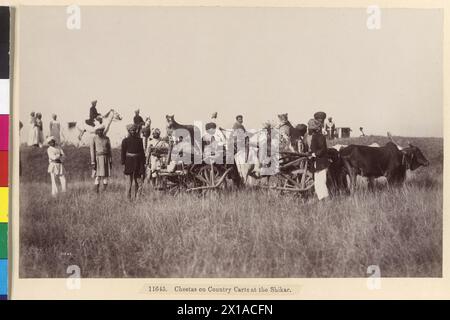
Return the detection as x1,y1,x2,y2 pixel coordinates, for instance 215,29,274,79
0,6,10,300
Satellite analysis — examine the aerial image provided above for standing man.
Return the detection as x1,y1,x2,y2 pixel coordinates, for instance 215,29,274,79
141,117,152,150
90,124,112,194
49,114,61,144
360,127,366,137
121,124,146,199
28,111,38,147
35,112,44,147
306,111,327,151
146,128,168,186
46,136,67,197
325,116,335,140
308,117,330,201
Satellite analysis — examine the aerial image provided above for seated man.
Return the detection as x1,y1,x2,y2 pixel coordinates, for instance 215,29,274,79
85,100,99,127
167,135,192,172
146,128,169,180
133,109,145,134
81,111,114,137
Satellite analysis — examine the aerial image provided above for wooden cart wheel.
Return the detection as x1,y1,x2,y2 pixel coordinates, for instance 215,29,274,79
275,171,314,193
298,170,315,191
185,163,232,192
272,158,315,194
182,167,201,190
198,164,222,187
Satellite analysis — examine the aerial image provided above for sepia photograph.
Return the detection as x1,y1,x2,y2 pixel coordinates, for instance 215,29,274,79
14,4,443,285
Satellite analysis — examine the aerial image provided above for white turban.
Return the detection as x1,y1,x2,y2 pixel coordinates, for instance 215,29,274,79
94,124,105,131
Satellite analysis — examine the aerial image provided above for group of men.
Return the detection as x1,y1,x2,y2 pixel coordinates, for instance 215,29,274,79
119,112,249,198
73,100,331,200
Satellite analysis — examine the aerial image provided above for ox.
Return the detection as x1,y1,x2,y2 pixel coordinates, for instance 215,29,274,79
340,142,429,191
326,148,349,195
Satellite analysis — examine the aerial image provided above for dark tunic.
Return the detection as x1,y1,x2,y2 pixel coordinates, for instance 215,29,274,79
90,106,100,120
86,106,100,127
121,136,145,176
310,132,330,171
133,115,144,126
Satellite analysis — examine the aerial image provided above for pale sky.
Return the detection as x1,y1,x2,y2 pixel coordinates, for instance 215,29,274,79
18,6,443,145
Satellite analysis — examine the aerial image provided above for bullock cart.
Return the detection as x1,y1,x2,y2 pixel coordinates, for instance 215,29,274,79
147,142,236,193
184,144,237,192
148,139,314,194
185,161,235,192
145,144,190,194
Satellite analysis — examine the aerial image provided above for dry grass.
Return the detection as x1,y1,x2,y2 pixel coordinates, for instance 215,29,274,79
19,136,442,278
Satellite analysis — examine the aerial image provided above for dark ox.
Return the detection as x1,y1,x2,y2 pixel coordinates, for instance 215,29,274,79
326,148,349,195
340,142,429,190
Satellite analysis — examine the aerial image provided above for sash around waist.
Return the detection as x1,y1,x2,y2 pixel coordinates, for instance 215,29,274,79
96,152,110,156
126,152,141,157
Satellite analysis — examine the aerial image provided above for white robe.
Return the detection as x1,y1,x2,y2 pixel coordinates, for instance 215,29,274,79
27,117,39,146
49,120,61,144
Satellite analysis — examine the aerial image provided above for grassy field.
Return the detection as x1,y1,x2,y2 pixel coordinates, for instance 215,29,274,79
19,135,443,278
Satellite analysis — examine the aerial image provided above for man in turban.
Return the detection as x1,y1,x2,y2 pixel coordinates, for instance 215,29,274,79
314,111,328,136
308,117,330,200
314,111,327,122
86,100,100,127
121,124,146,199
141,117,152,150
90,123,112,194
146,128,169,186
325,117,336,140
86,100,113,130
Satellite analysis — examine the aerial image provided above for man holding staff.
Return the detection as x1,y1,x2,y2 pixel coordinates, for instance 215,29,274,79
308,111,330,201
